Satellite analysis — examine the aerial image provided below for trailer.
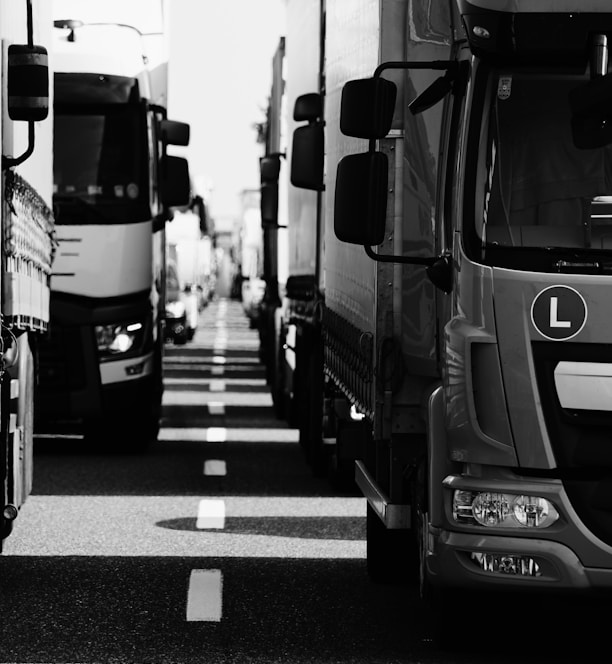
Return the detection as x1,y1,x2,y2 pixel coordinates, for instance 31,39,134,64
0,0,55,549
269,0,612,643
34,13,190,450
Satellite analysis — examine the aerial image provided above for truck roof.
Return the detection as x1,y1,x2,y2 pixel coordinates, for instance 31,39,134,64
53,23,152,99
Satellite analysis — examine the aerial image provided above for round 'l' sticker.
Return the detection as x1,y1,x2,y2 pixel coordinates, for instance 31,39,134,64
530,285,587,341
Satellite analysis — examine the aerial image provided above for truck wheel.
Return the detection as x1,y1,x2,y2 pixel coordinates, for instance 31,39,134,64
366,503,417,584
416,498,469,649
299,337,327,477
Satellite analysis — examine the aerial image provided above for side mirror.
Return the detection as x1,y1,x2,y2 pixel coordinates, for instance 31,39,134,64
290,124,324,191
340,77,396,139
162,119,190,146
162,156,191,208
294,93,322,121
334,151,388,245
260,154,281,183
7,44,49,121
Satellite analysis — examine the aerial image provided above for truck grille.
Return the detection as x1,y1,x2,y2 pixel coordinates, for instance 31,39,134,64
532,341,612,546
37,324,86,389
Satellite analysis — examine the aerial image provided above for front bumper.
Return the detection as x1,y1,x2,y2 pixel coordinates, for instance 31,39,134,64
425,528,611,592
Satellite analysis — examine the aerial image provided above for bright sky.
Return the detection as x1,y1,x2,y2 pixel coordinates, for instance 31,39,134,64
167,1,285,229
51,0,286,230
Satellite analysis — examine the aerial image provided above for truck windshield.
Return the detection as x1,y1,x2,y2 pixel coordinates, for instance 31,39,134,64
53,104,150,225
472,67,612,272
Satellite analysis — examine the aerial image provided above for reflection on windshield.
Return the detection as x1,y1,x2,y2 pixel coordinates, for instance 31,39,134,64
53,106,149,224
481,73,612,252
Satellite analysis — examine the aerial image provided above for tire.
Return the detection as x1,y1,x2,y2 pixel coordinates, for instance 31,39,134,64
298,330,327,477
366,502,418,585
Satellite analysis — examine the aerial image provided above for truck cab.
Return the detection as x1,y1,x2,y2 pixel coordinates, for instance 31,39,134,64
35,20,190,450
328,0,612,624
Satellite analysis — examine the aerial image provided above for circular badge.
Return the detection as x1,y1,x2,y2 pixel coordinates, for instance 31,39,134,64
530,285,587,341
126,183,139,199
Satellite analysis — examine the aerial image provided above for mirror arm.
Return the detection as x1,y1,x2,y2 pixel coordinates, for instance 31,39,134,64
3,122,35,169
364,243,436,265
373,59,456,79
363,247,453,293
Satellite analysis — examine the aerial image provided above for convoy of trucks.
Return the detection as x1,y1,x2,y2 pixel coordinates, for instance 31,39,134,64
34,14,190,450
165,202,216,344
0,0,55,550
259,0,612,638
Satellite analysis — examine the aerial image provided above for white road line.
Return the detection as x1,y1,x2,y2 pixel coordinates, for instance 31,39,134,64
204,460,227,476
186,569,223,622
212,355,226,364
209,379,226,392
206,427,227,442
208,402,225,416
211,366,225,376
196,499,226,529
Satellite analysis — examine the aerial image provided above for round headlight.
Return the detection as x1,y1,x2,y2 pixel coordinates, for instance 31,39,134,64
472,492,511,527
512,495,556,528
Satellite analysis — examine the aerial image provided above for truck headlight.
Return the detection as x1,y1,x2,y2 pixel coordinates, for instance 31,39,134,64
95,321,145,356
453,490,559,528
165,300,186,318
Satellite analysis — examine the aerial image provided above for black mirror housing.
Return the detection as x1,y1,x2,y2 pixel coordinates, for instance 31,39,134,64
162,119,190,146
8,44,49,122
294,93,322,122
290,123,324,191
334,151,388,245
340,77,397,139
260,154,281,183
261,181,279,227
162,156,191,208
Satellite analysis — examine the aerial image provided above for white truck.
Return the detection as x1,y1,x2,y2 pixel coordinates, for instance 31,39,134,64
269,0,612,643
0,0,55,549
34,16,190,450
165,203,216,343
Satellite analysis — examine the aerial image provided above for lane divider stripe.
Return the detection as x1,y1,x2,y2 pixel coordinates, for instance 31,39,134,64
186,569,223,622
196,499,226,529
208,402,225,416
204,460,227,476
206,427,226,442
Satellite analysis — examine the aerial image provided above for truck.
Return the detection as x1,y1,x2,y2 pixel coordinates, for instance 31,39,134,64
165,200,216,344
0,0,55,549
235,189,266,329
34,16,190,450
265,0,612,641
257,36,290,417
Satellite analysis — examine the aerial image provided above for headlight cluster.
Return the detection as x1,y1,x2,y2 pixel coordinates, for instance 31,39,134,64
95,321,145,356
453,490,559,528
165,300,186,318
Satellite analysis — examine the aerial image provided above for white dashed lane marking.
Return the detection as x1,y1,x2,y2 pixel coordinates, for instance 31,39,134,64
208,402,225,416
204,460,227,476
206,427,226,442
186,569,223,622
196,499,226,529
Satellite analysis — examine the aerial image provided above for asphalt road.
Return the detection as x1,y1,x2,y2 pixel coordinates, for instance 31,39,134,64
0,299,609,663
